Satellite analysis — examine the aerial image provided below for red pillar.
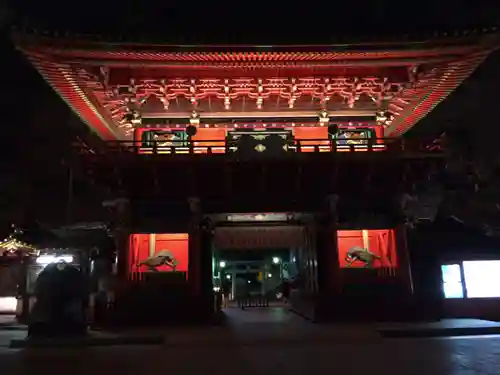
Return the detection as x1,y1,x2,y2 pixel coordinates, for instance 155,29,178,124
187,199,215,320
188,220,201,297
325,221,340,294
323,195,341,294
374,126,384,143
187,197,202,297
104,198,131,280
316,218,340,294
395,224,414,294
134,128,143,143
114,228,130,279
313,212,341,321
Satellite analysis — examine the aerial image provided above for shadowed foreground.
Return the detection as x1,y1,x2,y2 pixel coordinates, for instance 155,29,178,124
1,309,500,374
1,332,500,375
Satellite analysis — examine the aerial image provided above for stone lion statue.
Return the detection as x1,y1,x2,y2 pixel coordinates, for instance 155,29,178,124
136,250,178,272
345,246,381,268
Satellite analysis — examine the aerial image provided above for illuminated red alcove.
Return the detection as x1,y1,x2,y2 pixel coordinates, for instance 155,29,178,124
337,229,397,268
129,233,189,275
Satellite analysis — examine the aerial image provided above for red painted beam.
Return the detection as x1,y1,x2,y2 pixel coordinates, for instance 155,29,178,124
106,66,411,85
58,56,463,69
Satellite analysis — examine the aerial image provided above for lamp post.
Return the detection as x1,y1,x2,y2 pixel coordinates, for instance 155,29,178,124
272,257,283,280
216,260,226,289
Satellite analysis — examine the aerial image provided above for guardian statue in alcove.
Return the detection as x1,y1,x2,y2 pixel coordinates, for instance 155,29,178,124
136,250,178,272
345,246,381,269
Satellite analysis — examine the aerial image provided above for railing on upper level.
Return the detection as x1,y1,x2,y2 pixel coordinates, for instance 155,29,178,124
74,138,443,157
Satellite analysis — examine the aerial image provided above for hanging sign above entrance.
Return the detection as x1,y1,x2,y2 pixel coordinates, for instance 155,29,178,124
214,226,305,250
227,213,289,222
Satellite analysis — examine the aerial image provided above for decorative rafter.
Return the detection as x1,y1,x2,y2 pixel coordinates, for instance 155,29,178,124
77,75,406,124
387,52,490,136
23,55,119,140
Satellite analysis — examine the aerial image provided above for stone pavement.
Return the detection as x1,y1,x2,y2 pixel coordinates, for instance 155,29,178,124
3,308,500,347
1,308,499,374
0,334,500,375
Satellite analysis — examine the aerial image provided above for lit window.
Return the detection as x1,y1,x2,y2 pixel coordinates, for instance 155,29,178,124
441,264,464,298
463,260,500,298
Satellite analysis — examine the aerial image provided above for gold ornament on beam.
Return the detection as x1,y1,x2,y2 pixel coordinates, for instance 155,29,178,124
254,144,266,152
190,110,200,126
318,110,329,126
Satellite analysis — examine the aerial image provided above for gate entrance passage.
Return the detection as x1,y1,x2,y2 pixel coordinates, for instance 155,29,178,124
210,221,314,323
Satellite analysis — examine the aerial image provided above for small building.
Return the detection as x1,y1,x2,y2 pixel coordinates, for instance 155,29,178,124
0,231,37,314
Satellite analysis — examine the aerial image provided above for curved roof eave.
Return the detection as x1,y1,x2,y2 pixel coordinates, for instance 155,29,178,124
11,28,500,53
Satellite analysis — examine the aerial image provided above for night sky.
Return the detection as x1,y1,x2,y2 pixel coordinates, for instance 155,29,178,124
7,1,500,41
0,1,499,235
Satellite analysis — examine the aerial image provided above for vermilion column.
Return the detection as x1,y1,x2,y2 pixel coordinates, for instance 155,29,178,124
187,198,215,319
313,210,340,321
316,218,340,294
188,198,201,296
325,221,340,293
325,195,340,294
316,194,341,296
199,218,215,299
103,198,131,280
395,224,414,294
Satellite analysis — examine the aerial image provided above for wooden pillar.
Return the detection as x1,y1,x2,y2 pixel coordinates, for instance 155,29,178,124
199,218,215,299
114,232,130,279
316,219,340,295
327,221,340,293
188,197,202,297
133,128,139,147
18,256,30,322
188,198,214,298
187,197,215,319
148,233,156,257
405,225,443,320
313,197,340,321
316,194,340,295
103,198,131,280
395,224,414,294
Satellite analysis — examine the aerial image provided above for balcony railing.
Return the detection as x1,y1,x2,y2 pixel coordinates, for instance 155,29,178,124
75,138,442,156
